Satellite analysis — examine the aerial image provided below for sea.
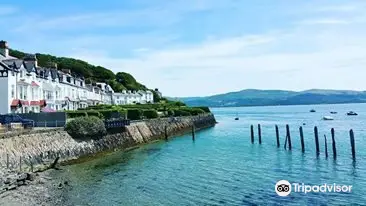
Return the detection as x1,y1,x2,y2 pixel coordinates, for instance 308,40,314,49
58,103,366,205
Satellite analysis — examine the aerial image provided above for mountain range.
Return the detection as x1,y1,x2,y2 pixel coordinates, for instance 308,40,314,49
174,89,366,107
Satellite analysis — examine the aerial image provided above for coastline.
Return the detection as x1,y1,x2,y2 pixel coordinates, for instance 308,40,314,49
0,114,217,205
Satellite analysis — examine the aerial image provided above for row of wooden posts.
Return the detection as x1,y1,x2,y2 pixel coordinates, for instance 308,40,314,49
250,124,356,161
3,154,34,172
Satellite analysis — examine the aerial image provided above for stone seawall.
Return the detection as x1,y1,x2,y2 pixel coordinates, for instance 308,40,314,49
0,114,216,171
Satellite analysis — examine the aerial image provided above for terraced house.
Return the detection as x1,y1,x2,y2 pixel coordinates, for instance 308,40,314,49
0,41,154,114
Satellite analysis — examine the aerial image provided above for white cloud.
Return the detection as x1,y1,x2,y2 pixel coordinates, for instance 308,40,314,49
69,21,366,97
299,19,350,25
0,5,17,16
5,1,366,97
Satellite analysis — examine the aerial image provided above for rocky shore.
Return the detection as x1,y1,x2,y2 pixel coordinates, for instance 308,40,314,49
0,114,217,205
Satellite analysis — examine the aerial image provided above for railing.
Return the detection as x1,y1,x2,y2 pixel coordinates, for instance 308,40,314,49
104,119,130,129
32,120,66,128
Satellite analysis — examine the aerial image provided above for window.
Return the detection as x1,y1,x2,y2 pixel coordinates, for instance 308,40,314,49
31,88,34,99
66,76,71,83
11,85,14,98
20,70,23,78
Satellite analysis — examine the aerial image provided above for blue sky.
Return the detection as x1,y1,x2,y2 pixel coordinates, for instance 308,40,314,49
1,0,366,97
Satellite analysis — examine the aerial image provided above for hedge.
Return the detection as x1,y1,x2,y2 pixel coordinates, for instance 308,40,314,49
194,106,210,113
66,111,87,118
65,116,106,139
86,111,103,118
142,109,159,119
127,109,142,120
173,109,191,117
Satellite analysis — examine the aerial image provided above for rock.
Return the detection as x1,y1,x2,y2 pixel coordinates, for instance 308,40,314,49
16,180,25,186
64,181,69,186
26,173,35,181
57,183,63,189
4,178,11,185
17,173,27,182
7,185,17,191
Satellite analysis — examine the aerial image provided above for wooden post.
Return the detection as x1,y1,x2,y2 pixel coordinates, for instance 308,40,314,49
19,156,22,172
258,124,262,144
314,126,320,156
331,128,337,159
350,129,356,160
275,125,280,148
324,135,328,158
6,154,9,169
286,124,292,150
164,125,168,141
192,124,196,141
30,160,34,172
299,126,305,153
250,125,254,144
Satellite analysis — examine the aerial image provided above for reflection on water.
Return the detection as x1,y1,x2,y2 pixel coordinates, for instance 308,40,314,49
60,104,366,205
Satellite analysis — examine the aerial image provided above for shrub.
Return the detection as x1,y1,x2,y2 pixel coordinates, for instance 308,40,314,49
194,106,210,113
173,109,191,117
65,116,106,139
142,109,159,119
127,109,142,120
66,111,87,118
86,111,103,118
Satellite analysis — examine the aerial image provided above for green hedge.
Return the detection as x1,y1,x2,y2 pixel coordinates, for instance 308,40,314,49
194,106,210,113
65,116,106,139
66,111,87,118
173,109,191,117
86,111,103,118
143,109,159,119
127,109,142,120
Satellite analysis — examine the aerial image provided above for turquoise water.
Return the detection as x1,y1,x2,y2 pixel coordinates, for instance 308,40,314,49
60,104,366,205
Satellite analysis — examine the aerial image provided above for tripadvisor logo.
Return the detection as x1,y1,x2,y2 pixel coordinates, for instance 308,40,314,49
275,180,353,196
275,180,291,196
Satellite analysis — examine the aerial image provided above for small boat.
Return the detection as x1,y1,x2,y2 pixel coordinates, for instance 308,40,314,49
330,111,337,114
322,116,334,120
310,109,316,113
347,111,358,116
234,112,239,120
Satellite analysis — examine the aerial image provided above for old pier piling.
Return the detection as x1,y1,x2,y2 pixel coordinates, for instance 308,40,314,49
286,124,292,150
250,125,254,144
275,125,280,148
324,135,328,158
349,129,356,160
164,125,168,141
331,128,337,159
314,126,320,156
299,126,305,153
192,124,196,141
258,124,262,144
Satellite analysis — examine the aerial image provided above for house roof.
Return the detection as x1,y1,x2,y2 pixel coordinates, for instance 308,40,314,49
23,61,36,73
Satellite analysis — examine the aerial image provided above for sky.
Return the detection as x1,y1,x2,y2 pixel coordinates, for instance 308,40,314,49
1,0,366,97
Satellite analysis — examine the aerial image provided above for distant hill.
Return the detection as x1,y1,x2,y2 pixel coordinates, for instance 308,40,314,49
174,89,366,107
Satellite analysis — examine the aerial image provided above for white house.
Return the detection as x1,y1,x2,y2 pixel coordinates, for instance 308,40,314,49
113,90,153,105
0,40,159,114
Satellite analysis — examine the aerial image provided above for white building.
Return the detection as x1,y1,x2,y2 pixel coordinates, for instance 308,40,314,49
0,40,157,114
113,90,153,105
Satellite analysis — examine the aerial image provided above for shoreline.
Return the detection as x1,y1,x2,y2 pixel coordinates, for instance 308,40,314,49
0,114,217,205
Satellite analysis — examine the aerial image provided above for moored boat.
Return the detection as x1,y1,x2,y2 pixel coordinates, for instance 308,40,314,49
322,116,334,120
347,111,358,116
330,111,337,114
310,109,316,113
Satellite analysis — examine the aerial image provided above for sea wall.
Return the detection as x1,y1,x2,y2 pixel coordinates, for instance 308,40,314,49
0,114,216,171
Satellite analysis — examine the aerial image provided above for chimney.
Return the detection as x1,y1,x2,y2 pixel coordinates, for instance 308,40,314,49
0,40,9,58
24,54,38,67
48,62,58,69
